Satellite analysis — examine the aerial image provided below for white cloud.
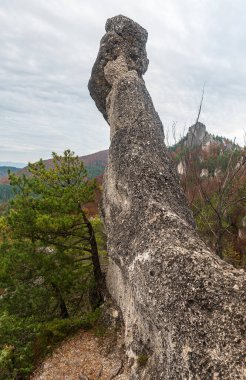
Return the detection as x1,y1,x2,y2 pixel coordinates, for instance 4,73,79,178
0,0,245,163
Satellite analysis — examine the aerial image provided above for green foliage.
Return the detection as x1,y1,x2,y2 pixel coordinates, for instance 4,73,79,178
0,150,106,379
86,161,106,179
223,241,242,268
93,324,108,337
0,310,100,380
200,149,241,175
1,150,99,317
0,239,94,319
189,164,244,275
91,216,107,256
0,167,21,204
0,184,15,204
195,194,229,236
137,354,149,367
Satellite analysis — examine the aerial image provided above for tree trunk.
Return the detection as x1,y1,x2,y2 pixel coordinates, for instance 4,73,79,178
51,282,69,319
80,208,105,299
89,15,246,380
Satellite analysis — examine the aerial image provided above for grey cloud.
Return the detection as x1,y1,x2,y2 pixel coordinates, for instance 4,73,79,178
0,0,245,164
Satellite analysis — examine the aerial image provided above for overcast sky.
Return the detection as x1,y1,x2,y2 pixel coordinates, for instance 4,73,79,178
0,0,245,164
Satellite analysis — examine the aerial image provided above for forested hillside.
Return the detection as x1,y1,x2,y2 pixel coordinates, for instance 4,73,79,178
0,167,20,206
169,123,246,267
0,166,20,178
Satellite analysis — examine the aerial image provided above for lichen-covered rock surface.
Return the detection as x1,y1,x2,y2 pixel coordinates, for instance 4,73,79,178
89,15,246,380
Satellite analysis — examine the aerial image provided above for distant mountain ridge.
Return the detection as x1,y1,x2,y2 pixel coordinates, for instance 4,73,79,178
0,161,26,168
0,166,20,179
0,150,109,184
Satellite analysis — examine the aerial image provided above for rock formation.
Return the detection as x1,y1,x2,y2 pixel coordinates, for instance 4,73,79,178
183,122,232,151
88,15,246,379
185,122,208,148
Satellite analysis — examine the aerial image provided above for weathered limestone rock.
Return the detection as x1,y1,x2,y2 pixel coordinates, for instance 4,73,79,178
185,122,208,148
88,15,246,379
88,15,148,121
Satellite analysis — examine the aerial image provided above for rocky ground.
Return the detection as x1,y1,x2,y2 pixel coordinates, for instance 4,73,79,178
31,328,129,380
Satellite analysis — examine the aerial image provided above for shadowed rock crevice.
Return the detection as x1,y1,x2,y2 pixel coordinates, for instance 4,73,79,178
89,15,246,380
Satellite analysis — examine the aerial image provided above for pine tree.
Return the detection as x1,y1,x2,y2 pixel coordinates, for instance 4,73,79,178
0,150,104,320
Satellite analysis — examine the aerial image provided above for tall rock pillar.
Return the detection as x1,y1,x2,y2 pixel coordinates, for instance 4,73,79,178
88,15,246,379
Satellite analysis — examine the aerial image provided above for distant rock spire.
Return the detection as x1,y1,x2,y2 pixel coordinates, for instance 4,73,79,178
185,122,208,148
